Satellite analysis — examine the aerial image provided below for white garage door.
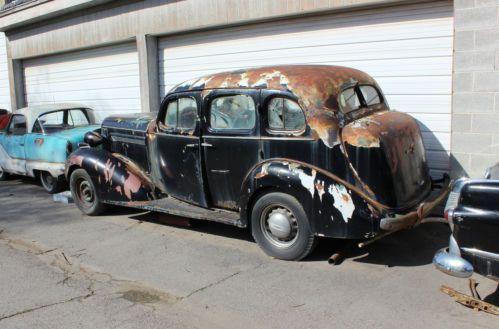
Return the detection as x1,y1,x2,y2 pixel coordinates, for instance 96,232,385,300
0,32,11,111
158,1,453,177
23,43,141,122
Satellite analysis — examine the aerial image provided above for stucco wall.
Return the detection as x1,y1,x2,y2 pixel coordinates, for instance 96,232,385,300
452,0,499,178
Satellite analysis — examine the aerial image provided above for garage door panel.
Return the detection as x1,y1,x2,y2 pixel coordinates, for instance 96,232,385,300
24,65,140,85
159,1,453,173
24,43,141,122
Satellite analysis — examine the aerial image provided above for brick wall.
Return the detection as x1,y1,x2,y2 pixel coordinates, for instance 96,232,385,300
452,0,499,178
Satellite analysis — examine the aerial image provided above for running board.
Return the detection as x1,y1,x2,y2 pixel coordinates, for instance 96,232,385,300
106,197,243,227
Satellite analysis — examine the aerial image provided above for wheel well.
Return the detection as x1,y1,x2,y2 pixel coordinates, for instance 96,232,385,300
245,186,309,234
66,165,80,181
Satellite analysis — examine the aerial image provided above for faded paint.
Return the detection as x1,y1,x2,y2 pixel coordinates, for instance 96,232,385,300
315,180,325,201
328,184,355,223
122,170,142,199
296,168,317,198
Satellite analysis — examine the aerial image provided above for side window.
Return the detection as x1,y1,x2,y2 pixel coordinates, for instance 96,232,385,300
359,85,381,106
178,98,197,129
164,101,178,128
267,98,306,132
162,97,198,130
210,94,256,130
8,115,27,135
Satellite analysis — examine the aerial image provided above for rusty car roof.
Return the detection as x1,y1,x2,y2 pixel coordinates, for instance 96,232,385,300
170,65,381,148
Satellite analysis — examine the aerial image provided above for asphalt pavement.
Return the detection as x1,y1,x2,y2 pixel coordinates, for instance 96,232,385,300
0,177,497,329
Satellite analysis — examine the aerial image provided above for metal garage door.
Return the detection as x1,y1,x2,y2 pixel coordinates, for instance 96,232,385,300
0,32,11,111
23,43,141,122
158,1,453,177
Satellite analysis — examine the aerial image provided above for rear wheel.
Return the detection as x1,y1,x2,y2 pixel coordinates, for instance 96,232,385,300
39,171,64,194
70,169,107,216
251,192,317,261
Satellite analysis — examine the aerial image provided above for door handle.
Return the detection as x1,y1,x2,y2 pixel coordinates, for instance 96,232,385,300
185,143,197,148
201,143,213,148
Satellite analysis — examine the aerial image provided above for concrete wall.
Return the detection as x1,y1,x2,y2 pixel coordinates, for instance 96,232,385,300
452,0,499,178
4,0,418,59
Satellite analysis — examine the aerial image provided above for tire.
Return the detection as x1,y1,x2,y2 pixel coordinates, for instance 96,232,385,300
0,167,9,181
39,171,64,194
0,166,8,181
251,192,317,261
70,168,107,216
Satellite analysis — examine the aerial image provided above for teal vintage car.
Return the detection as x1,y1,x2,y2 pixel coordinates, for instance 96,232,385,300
0,103,99,193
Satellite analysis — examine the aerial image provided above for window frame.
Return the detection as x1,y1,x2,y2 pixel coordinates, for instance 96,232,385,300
265,96,307,136
7,114,27,136
34,108,92,135
206,92,258,135
158,95,199,134
337,83,384,115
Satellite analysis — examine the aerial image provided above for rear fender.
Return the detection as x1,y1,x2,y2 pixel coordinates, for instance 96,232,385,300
66,147,155,203
240,159,382,239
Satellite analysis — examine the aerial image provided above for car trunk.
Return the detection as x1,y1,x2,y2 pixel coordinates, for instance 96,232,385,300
340,110,431,209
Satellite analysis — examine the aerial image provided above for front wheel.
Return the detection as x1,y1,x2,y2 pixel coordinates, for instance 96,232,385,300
70,169,107,216
0,166,8,181
251,192,317,261
39,171,64,194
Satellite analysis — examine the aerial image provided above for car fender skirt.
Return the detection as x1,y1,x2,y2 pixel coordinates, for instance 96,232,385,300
66,148,155,203
240,159,381,239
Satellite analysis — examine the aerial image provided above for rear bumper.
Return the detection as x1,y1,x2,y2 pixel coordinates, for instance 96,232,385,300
433,246,473,279
379,175,451,232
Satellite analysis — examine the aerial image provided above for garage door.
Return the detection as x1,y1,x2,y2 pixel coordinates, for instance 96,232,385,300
23,43,141,122
0,32,11,111
158,1,453,177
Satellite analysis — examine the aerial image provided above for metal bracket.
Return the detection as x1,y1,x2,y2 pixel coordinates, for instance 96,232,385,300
440,281,499,316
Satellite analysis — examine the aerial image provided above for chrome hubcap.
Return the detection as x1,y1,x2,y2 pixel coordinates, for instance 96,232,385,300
260,206,298,248
77,180,94,206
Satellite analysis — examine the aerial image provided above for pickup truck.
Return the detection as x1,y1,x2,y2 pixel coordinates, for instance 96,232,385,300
66,65,450,260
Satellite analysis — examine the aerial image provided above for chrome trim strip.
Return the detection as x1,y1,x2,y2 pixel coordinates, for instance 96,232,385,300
461,248,499,261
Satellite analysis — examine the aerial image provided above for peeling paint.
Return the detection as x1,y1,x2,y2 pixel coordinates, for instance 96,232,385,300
328,184,355,223
315,180,325,201
296,169,317,198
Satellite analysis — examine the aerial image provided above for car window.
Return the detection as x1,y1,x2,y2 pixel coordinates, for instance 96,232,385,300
38,109,90,133
178,98,197,129
268,98,306,131
162,97,197,130
210,95,256,130
359,86,381,106
68,109,90,126
8,115,27,135
164,101,178,128
339,85,382,114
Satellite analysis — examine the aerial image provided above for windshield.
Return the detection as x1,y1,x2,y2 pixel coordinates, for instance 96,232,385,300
35,109,91,134
339,85,382,114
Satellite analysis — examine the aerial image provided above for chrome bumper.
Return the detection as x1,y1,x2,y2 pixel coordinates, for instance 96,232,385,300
433,235,473,279
380,176,451,231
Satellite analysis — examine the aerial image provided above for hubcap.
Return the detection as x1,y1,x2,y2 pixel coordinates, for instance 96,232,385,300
77,179,94,207
260,205,299,248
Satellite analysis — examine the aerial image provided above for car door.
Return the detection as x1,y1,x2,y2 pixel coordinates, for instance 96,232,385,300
155,92,208,207
1,114,27,174
202,89,261,210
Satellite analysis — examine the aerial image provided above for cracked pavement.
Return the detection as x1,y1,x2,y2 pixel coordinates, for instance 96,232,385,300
0,177,498,329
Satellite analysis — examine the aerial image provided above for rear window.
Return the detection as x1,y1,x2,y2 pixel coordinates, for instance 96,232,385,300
36,109,90,133
339,85,382,114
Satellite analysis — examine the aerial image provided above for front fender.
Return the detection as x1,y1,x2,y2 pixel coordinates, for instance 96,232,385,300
240,159,382,239
66,147,155,203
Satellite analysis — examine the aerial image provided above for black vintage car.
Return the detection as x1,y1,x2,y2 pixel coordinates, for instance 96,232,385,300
433,163,499,280
66,65,449,260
